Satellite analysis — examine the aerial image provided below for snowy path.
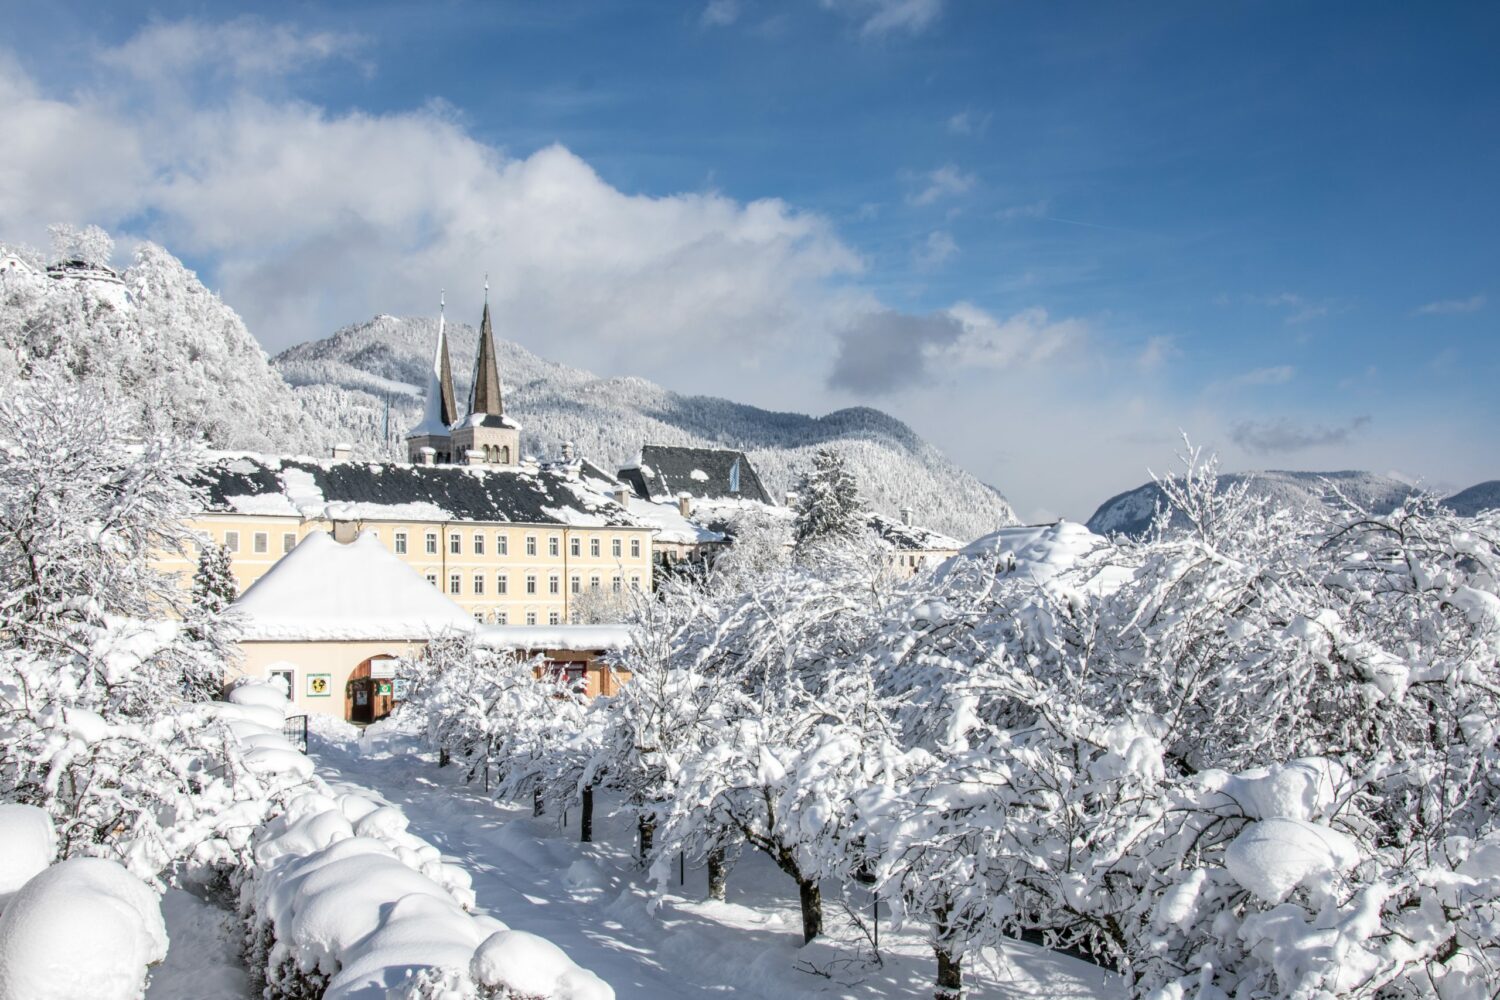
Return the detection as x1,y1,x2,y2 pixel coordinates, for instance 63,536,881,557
309,727,1122,999
146,888,253,1000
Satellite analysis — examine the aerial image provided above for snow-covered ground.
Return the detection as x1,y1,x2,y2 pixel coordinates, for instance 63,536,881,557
145,889,252,1000
307,723,1120,999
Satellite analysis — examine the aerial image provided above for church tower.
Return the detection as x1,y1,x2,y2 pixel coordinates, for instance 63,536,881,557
406,292,458,464
451,279,521,466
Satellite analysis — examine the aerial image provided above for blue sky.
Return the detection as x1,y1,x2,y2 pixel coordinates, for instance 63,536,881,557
3,1,1496,521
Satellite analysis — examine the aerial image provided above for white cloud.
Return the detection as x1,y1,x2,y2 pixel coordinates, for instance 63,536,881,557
1413,293,1485,316
946,109,990,135
820,0,944,35
700,0,742,28
909,164,975,206
1136,335,1177,371
913,229,958,270
96,16,363,85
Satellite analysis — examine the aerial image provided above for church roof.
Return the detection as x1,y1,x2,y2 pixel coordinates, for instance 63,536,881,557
467,300,505,418
191,454,653,529
408,302,458,437
233,531,477,641
619,445,772,506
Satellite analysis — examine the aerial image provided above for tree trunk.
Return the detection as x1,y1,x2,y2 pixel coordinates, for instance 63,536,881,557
707,847,728,901
580,786,594,843
934,901,962,1000
934,945,962,1000
637,814,655,865
532,787,544,817
797,877,823,944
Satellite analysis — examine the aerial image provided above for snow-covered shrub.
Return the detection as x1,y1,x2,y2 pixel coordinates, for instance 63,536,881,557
0,855,167,1000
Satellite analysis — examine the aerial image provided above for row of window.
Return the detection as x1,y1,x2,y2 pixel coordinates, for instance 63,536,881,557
422,571,642,596
470,609,579,626
222,530,297,555
394,530,641,560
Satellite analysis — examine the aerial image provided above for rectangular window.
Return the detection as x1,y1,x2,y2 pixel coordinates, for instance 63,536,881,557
526,574,537,595
570,537,581,557
570,575,581,594
268,668,294,701
570,610,581,624
525,611,537,626
590,575,600,592
590,537,600,558
449,534,461,555
394,531,407,554
253,532,268,554
548,611,560,626
473,612,485,623
631,575,641,590
498,573,508,595
525,535,537,556
612,538,622,558
549,536,560,557
283,532,297,554
496,611,508,625
448,573,461,595
549,575,560,595
497,534,508,556
473,573,485,595
630,537,641,558
612,576,622,594
426,572,438,588
473,533,485,555
224,530,240,553
425,532,438,555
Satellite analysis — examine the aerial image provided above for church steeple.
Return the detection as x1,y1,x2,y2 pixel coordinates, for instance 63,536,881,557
468,276,504,418
405,291,458,463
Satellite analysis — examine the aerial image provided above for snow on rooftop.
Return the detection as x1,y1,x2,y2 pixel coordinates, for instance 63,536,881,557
233,531,476,641
940,520,1129,594
476,624,634,652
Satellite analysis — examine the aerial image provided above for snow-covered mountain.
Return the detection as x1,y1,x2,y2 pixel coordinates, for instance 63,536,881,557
274,315,1017,542
1444,480,1500,517
0,240,329,454
1086,470,1420,538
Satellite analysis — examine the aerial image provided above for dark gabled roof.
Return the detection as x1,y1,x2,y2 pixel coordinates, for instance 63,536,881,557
190,454,647,528
868,512,961,552
621,445,772,505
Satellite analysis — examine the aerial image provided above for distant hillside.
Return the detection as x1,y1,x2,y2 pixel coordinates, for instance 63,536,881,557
1444,480,1500,517
274,315,1017,542
1086,470,1420,538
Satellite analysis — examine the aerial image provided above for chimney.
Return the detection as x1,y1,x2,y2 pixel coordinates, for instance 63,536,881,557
419,446,436,467
613,486,631,508
678,492,693,518
331,442,352,461
900,506,914,527
561,440,576,462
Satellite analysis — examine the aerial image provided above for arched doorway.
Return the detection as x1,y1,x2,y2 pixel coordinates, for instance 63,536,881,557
346,654,401,723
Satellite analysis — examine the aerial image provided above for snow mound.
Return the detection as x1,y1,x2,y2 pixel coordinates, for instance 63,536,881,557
0,804,56,909
0,857,166,1000
470,929,613,1000
1224,817,1360,904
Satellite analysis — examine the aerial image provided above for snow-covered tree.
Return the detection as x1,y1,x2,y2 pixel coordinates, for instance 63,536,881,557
47,223,114,267
792,448,867,553
193,541,238,615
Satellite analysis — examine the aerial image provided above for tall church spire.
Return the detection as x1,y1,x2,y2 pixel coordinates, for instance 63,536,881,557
467,276,504,417
409,291,458,437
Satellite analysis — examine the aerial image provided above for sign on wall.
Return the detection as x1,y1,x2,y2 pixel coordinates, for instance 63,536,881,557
370,659,398,679
306,673,332,698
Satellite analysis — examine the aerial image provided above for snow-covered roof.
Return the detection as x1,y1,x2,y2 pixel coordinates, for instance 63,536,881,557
233,531,477,641
939,520,1129,594
475,624,633,652
868,511,961,552
192,453,653,530
619,446,772,505
573,462,724,546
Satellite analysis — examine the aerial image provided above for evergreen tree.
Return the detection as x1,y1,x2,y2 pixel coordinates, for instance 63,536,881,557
791,447,865,552
192,541,238,615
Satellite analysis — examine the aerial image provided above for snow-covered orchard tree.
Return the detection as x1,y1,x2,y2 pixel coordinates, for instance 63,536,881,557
792,447,866,554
